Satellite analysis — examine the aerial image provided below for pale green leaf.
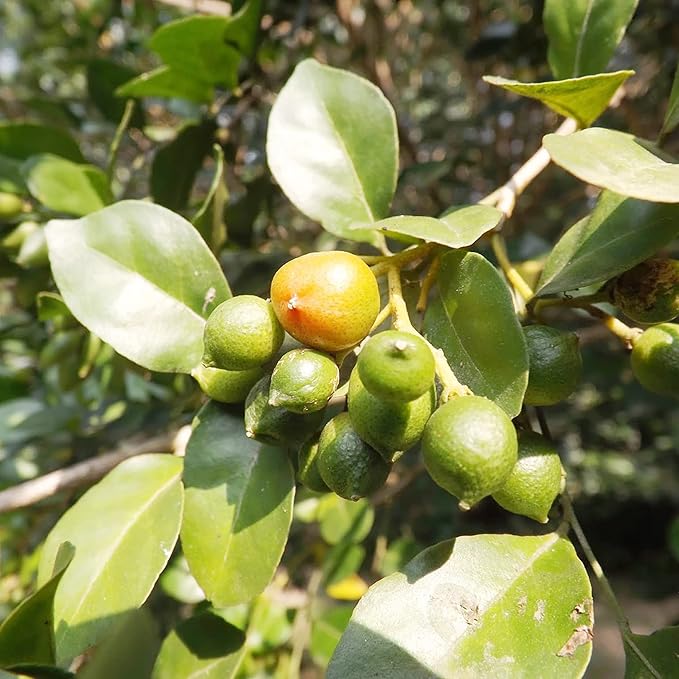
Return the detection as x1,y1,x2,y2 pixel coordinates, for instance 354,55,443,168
37,455,183,664
45,201,231,373
424,251,528,417
329,534,593,678
317,495,374,546
537,191,679,296
544,0,639,79
267,59,398,244
484,71,633,127
116,66,214,104
22,155,112,216
544,128,679,203
625,626,679,678
181,403,295,607
310,605,354,669
370,205,502,249
152,614,245,679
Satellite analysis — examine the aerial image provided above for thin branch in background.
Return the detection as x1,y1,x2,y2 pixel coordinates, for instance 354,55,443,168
107,99,136,183
152,0,232,16
0,429,184,514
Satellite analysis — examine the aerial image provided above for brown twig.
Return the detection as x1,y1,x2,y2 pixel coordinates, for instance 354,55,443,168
0,430,182,514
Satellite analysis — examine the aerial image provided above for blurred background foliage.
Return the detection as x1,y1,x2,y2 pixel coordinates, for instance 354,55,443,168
0,0,678,676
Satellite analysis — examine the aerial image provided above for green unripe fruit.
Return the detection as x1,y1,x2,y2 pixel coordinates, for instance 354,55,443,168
317,412,390,501
203,295,284,371
523,324,582,406
631,323,679,398
269,349,339,413
348,368,436,463
297,439,330,493
357,330,435,402
0,192,23,220
16,225,48,268
191,364,264,403
611,258,679,324
1,220,38,251
492,431,563,523
244,376,324,447
422,395,518,510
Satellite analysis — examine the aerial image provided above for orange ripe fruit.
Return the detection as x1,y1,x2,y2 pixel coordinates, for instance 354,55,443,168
270,251,380,353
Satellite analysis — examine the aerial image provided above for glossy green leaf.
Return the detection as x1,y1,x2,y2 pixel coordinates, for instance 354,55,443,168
484,71,633,127
149,16,241,89
116,66,214,104
625,626,679,678
544,0,639,78
537,192,679,295
329,534,593,678
544,128,679,203
661,64,679,138
78,609,160,679
424,251,528,417
45,201,230,373
151,120,216,211
0,543,74,668
267,59,398,244
22,155,112,216
317,495,374,546
86,59,144,127
371,205,502,249
310,605,354,668
181,403,295,607
37,455,183,664
152,613,245,679
0,123,83,162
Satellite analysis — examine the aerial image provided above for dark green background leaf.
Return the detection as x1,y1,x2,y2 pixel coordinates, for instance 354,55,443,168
116,67,214,104
544,0,639,78
661,64,679,138
46,201,231,373
0,123,83,163
624,626,679,678
537,192,679,296
181,403,295,607
329,534,593,678
86,59,145,127
424,251,528,417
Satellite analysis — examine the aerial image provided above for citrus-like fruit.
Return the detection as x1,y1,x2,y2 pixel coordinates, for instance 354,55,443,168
491,431,563,523
348,368,435,462
631,323,679,398
421,395,518,510
316,412,390,501
611,258,679,324
523,324,582,406
191,364,263,403
270,251,380,353
0,192,23,220
203,295,284,371
357,330,435,402
269,349,339,413
244,376,324,446
297,439,330,493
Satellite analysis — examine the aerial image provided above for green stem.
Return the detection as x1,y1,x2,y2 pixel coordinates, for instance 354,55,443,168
490,233,534,302
369,242,436,277
106,99,135,184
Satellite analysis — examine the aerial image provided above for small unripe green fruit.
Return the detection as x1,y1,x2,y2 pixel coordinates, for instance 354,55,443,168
631,323,679,398
316,412,390,501
0,192,23,220
244,376,324,447
203,295,284,371
348,368,436,463
191,364,264,403
297,439,330,493
523,325,582,406
357,330,435,403
269,349,339,413
492,431,563,523
422,395,518,510
611,259,679,324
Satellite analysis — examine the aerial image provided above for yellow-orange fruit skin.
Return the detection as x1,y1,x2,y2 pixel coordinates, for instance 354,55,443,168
270,251,380,353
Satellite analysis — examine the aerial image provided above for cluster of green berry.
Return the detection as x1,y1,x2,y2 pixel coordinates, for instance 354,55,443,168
192,250,679,525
